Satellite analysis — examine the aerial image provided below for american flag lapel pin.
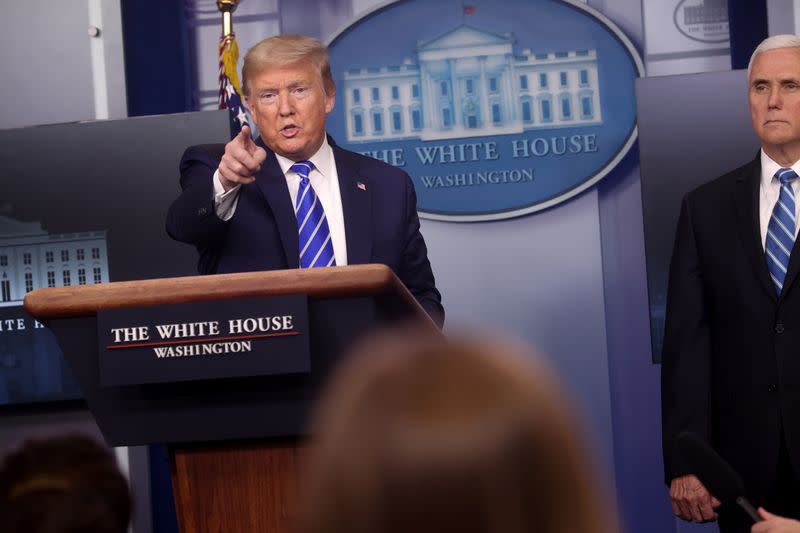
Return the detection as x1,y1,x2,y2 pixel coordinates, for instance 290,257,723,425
357,181,367,191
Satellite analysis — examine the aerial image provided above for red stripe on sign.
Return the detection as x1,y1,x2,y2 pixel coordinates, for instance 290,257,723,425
107,331,299,350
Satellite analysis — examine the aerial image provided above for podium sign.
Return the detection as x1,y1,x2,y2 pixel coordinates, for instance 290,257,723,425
97,295,309,386
25,265,436,533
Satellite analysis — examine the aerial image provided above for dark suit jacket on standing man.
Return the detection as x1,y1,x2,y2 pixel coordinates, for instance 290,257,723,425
166,136,444,326
661,154,800,519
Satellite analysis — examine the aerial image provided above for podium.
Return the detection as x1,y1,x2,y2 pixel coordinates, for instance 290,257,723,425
24,264,436,533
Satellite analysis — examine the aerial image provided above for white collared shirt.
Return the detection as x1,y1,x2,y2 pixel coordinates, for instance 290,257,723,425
759,150,800,250
213,135,348,266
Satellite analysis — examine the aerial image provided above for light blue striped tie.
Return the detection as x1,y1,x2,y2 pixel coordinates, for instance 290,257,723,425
292,161,336,268
766,167,798,294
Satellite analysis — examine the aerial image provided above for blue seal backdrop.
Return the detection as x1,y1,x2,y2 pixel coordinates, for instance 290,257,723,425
327,0,643,221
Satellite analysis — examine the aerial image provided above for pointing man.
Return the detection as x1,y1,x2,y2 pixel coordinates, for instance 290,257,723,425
166,35,443,325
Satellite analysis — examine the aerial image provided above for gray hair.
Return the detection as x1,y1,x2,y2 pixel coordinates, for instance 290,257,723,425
748,34,800,76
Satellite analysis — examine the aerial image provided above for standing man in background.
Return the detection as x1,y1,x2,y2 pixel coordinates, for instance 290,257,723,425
166,35,443,326
662,35,800,532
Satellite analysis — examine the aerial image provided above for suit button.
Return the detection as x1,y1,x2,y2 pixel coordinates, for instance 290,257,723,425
768,384,777,393
775,323,785,334
198,207,208,216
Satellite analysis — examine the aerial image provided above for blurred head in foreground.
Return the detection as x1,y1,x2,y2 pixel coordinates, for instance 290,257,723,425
0,434,131,533
299,327,616,533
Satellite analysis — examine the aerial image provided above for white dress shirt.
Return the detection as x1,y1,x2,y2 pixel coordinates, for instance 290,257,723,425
212,135,348,266
759,150,800,250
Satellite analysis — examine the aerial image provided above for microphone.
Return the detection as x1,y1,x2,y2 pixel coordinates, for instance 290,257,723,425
675,431,761,523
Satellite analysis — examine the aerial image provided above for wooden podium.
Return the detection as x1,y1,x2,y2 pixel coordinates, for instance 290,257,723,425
24,264,436,533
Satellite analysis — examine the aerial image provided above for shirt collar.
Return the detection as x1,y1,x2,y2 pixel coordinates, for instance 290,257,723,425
760,149,800,187
274,135,333,179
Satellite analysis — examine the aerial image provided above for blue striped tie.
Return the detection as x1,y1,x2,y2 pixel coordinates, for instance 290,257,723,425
766,167,798,294
292,161,336,268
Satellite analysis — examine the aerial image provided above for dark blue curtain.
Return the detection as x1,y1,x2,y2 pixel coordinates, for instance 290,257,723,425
728,0,768,70
121,0,193,116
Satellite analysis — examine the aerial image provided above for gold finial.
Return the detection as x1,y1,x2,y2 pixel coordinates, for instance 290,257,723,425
217,0,242,37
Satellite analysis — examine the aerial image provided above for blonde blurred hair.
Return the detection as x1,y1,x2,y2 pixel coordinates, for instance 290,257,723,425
299,327,617,533
242,34,335,97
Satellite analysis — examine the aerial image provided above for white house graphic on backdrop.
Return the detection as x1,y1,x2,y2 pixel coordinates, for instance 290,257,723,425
343,25,602,142
0,216,109,307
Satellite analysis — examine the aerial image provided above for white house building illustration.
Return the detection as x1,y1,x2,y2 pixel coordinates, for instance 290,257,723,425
682,0,727,25
342,25,602,142
0,216,109,307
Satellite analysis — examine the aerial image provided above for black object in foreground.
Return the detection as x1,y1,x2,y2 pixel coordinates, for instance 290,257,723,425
675,431,761,523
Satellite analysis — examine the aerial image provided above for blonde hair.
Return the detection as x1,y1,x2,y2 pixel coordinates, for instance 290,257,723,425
299,328,616,533
242,34,335,97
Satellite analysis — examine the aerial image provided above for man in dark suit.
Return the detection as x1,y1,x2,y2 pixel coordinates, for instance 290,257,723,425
662,35,800,532
166,35,443,326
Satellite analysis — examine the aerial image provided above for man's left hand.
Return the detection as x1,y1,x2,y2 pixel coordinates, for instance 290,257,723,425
669,474,721,523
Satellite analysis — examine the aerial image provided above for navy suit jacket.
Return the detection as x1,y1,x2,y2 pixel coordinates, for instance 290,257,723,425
166,136,444,326
661,155,800,506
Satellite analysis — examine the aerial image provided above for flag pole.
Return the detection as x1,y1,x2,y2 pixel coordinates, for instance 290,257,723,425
216,0,249,135
217,0,241,37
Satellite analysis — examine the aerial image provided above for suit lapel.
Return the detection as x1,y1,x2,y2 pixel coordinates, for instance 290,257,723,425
733,156,776,301
254,139,299,268
333,145,372,265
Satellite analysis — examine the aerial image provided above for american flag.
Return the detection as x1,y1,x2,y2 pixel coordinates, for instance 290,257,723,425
218,32,249,135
